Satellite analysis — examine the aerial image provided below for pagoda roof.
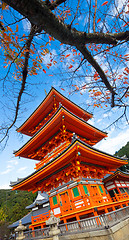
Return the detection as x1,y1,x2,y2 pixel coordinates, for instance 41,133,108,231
14,106,107,159
17,87,93,136
26,191,49,209
103,169,129,183
11,139,127,191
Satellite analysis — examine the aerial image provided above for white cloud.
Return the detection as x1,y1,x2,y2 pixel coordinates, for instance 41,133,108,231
96,127,129,155
0,159,18,175
110,0,128,20
22,19,31,32
17,167,27,172
1,167,13,175
8,159,18,165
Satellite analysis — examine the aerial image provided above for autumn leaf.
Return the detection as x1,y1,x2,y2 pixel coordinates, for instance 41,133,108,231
97,18,101,24
45,48,49,54
94,91,102,96
16,36,18,43
75,85,79,90
5,54,13,61
16,25,18,32
68,65,73,69
65,54,70,58
123,22,129,27
101,1,108,6
61,88,65,91
43,69,46,73
2,2,8,10
124,67,129,74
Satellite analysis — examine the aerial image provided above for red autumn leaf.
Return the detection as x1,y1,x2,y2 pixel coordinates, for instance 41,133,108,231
123,22,129,27
68,65,73,69
125,67,129,74
101,1,108,6
65,54,70,58
15,36,18,43
43,69,46,73
61,88,65,91
75,86,79,90
97,18,101,23
16,25,18,32
49,36,51,41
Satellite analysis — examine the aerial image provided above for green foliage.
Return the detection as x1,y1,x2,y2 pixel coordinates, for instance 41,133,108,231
0,207,7,223
115,142,129,158
115,142,129,171
0,189,37,224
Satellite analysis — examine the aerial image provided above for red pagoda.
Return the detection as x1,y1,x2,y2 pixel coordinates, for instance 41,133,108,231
10,88,129,230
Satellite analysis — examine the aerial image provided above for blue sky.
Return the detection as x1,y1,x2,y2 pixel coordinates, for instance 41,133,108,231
0,0,129,189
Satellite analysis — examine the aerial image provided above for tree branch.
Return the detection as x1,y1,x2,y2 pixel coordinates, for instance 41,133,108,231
3,0,129,108
76,44,116,96
93,0,97,33
4,0,128,45
46,0,66,10
0,25,36,144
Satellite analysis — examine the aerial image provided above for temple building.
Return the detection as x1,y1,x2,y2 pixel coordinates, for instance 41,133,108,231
10,88,129,230
103,169,129,206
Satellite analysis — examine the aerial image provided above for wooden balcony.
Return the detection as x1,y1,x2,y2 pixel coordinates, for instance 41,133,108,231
31,192,129,229
24,206,129,239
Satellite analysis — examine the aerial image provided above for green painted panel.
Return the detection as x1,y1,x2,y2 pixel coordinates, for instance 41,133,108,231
72,187,80,197
99,185,104,193
53,196,57,205
83,185,89,195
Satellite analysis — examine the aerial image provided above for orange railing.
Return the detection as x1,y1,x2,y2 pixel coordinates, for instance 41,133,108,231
31,212,50,224
31,193,129,226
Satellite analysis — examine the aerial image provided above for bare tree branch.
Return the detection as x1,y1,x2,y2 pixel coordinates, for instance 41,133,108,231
93,0,97,33
45,0,66,10
0,25,37,144
76,44,116,96
3,0,128,98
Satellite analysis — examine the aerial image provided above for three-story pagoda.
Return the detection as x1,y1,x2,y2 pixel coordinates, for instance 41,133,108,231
10,88,128,230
